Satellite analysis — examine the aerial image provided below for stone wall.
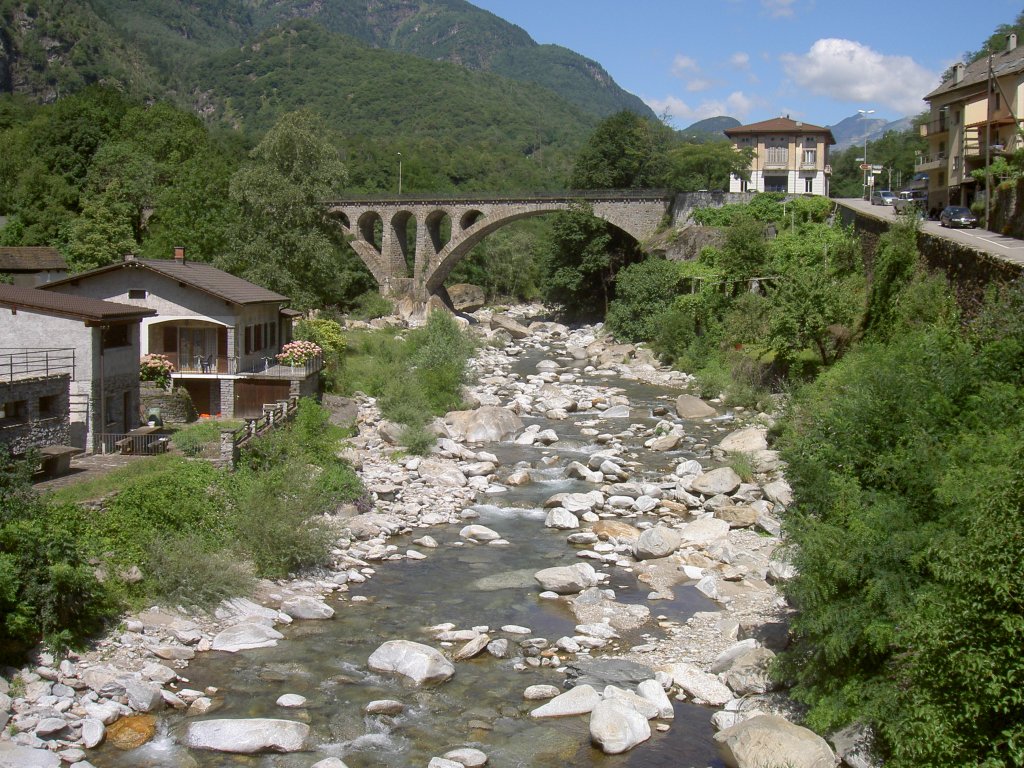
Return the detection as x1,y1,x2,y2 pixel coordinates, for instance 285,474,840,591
837,204,1022,313
140,382,197,424
0,374,70,455
670,192,755,225
990,178,1024,239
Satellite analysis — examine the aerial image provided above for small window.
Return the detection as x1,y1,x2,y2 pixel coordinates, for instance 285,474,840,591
805,177,814,193
0,400,28,423
101,324,130,349
39,394,60,419
128,289,147,299
244,326,252,354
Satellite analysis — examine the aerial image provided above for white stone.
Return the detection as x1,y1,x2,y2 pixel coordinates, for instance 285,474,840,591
634,527,681,560
459,525,501,542
589,698,651,754
530,684,601,718
523,684,561,700
713,714,836,768
281,596,335,620
637,679,674,719
663,662,733,706
545,508,580,530
367,640,455,685
534,563,600,594
211,622,284,653
443,747,488,767
183,718,310,753
276,694,307,708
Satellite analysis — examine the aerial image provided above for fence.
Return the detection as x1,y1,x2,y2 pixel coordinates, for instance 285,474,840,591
94,431,171,455
219,396,299,468
0,348,75,382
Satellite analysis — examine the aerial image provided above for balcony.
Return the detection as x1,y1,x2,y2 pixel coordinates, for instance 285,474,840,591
914,152,946,172
920,119,948,138
165,352,322,380
0,348,75,382
762,148,789,170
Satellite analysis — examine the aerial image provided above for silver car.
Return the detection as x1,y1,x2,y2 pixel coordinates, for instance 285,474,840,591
871,190,897,206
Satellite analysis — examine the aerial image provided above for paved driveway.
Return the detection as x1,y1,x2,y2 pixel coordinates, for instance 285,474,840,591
836,198,1024,270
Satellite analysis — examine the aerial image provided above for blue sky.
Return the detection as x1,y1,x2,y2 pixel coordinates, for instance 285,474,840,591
471,0,1020,127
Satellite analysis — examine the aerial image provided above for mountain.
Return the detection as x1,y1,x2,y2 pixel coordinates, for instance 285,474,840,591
830,112,915,151
0,0,650,122
680,115,741,141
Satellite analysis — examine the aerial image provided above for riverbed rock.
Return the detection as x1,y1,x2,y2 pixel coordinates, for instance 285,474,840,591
417,458,469,487
713,714,837,768
592,520,641,541
545,508,580,530
490,314,530,339
589,698,652,754
211,622,284,653
281,596,335,620
106,715,156,749
460,524,501,542
444,407,523,443
366,699,405,715
524,684,561,700
720,648,777,696
534,563,600,594
714,505,760,529
676,394,717,419
443,746,489,766
183,718,311,753
637,679,674,719
663,662,733,706
530,684,600,718
80,718,105,748
717,427,768,455
762,479,793,508
690,467,742,496
679,517,731,546
0,743,60,767
448,283,485,312
633,526,681,560
454,634,491,660
368,640,455,685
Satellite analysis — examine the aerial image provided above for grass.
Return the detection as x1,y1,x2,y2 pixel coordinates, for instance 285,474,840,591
45,453,186,504
169,418,244,458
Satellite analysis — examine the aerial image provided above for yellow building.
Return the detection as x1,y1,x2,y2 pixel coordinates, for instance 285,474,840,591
724,116,835,196
919,32,1024,210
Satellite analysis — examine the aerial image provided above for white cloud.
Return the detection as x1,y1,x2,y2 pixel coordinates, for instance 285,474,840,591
671,54,699,77
644,91,757,124
781,38,940,115
686,78,714,93
730,52,750,69
762,0,796,17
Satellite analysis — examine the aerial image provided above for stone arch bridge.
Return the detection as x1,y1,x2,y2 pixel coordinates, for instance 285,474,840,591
326,190,674,301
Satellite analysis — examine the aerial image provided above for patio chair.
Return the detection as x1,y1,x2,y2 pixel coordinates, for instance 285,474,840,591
200,354,214,373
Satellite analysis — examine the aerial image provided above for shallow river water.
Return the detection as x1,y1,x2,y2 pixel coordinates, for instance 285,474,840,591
91,341,734,768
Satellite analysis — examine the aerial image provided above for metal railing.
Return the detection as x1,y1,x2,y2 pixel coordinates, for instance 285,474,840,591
219,397,299,467
94,431,171,455
914,152,946,170
920,119,948,137
325,188,675,205
165,353,323,378
0,348,75,382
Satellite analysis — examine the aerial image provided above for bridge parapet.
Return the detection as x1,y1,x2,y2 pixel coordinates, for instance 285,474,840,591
326,190,674,301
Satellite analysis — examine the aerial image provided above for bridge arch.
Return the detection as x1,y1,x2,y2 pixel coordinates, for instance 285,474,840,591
326,191,673,302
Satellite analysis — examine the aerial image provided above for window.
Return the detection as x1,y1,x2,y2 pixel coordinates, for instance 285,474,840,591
764,176,787,192
805,177,814,193
254,325,263,352
39,394,60,419
995,92,1001,111
739,178,749,193
0,400,27,423
765,146,788,166
128,289,147,299
244,326,252,354
802,149,817,165
101,324,130,349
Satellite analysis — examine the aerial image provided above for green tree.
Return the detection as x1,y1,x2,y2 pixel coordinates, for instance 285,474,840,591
569,110,670,189
223,110,373,309
664,141,752,192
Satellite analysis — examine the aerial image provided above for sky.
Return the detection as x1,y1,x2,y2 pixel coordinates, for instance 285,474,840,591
471,0,1021,128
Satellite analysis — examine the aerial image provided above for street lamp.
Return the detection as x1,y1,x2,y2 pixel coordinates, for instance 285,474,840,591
397,152,402,195
858,109,875,200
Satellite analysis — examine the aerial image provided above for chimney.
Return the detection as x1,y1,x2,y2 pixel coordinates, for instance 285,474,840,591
123,253,135,262
173,246,185,263
1009,33,1018,51
955,62,965,83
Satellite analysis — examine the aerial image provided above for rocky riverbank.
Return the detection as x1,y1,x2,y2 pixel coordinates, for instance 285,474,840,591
1,306,862,768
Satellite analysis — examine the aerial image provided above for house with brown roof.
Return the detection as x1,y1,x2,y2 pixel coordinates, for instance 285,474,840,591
0,247,68,287
918,33,1024,210
0,284,155,453
724,117,836,196
42,247,320,418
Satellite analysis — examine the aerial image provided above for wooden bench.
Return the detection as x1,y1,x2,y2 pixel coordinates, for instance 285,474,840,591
39,445,82,477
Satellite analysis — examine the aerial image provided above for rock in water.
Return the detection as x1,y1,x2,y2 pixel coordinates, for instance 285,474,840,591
367,640,455,684
633,526,681,560
676,394,717,419
183,718,310,753
106,715,157,750
211,622,284,652
589,699,652,754
713,714,836,768
534,563,600,594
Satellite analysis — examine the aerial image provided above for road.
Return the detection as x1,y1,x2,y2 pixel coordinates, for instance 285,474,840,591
836,198,1024,270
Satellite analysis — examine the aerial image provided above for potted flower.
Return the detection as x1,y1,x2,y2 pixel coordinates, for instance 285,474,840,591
276,340,322,368
140,353,175,389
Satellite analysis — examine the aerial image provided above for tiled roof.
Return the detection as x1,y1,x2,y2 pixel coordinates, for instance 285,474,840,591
44,258,289,305
0,247,67,271
725,117,836,144
0,284,156,323
927,43,1024,100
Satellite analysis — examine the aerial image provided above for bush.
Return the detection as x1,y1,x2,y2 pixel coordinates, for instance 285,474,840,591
145,533,254,608
348,291,393,320
605,258,685,341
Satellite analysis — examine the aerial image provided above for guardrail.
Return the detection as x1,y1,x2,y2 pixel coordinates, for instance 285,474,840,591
0,348,75,382
219,397,299,468
325,188,675,205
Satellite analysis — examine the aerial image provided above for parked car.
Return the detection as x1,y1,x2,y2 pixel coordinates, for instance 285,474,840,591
893,190,928,215
870,190,897,206
939,205,978,228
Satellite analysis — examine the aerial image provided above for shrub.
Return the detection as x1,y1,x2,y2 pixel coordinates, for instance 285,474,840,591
145,534,254,608
348,291,393,320
139,353,174,389
605,258,685,342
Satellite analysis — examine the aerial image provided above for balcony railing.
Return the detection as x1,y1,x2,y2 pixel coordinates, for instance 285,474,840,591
0,348,75,382
164,353,323,379
920,119,948,137
763,149,789,169
914,152,946,171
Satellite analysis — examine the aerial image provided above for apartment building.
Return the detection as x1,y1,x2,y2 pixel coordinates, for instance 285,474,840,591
724,116,835,196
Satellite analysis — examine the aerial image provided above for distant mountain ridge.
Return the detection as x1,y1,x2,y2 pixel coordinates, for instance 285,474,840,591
682,112,914,148
680,115,741,139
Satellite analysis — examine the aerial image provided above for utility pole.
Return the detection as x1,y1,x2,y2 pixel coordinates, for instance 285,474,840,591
985,55,993,230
